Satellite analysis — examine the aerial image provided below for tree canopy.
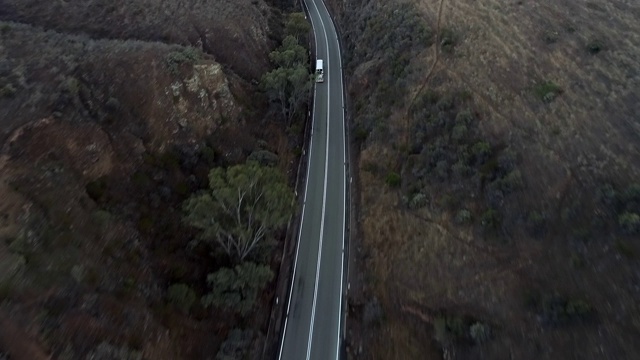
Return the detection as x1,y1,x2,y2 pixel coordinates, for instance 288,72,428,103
183,161,294,261
285,12,311,44
201,262,273,315
261,35,312,125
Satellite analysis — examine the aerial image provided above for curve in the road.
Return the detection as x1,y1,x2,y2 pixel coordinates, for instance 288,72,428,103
277,0,347,359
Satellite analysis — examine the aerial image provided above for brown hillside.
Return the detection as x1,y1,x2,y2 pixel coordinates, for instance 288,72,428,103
334,0,640,359
0,0,275,79
0,0,297,357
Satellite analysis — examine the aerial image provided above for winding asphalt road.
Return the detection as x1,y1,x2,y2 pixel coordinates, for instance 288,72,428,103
277,0,347,359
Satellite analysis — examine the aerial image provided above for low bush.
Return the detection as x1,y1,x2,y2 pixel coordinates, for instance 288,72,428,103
408,192,428,209
586,40,604,54
167,283,196,314
86,176,108,202
469,322,491,344
0,83,16,97
535,294,593,327
618,212,640,234
247,150,279,167
533,81,562,103
385,172,401,188
455,209,472,224
165,47,202,75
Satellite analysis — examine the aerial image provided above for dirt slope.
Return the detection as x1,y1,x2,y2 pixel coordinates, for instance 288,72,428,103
0,0,294,358
333,0,640,359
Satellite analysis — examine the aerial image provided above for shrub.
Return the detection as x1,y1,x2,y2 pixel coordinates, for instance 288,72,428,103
0,83,16,97
167,283,196,314
451,124,468,141
471,141,491,164
436,94,455,111
105,97,120,112
614,240,635,259
86,176,108,202
165,47,202,75
440,28,459,52
469,322,491,344
408,192,428,209
542,30,559,44
481,209,501,229
363,297,384,326
0,24,10,35
455,209,472,224
353,124,369,143
385,172,401,188
433,315,466,346
247,150,279,167
533,81,562,103
527,211,546,238
216,329,254,360
496,170,524,194
455,109,473,125
538,295,593,327
618,212,640,234
586,40,603,54
201,262,273,315
200,145,216,165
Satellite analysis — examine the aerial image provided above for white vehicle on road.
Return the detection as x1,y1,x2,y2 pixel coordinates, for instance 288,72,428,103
315,59,324,82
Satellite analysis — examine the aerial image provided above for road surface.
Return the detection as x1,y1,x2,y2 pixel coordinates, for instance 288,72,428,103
277,0,347,359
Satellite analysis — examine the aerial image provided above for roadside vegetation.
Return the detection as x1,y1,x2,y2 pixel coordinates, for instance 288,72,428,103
337,0,640,358
0,3,312,359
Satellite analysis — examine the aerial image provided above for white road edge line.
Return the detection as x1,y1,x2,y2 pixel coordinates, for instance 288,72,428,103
306,0,332,358
315,0,348,358
277,0,318,357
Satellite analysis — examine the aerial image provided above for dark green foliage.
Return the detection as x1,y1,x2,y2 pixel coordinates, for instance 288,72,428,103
353,123,369,143
285,12,311,44
542,30,559,44
533,81,562,103
614,240,635,259
201,262,273,315
105,97,120,112
455,209,472,224
481,209,501,229
183,161,294,261
527,211,547,238
526,291,594,327
471,141,492,164
618,212,640,234
539,296,593,327
0,23,10,35
408,192,428,209
469,322,491,344
345,2,431,137
165,47,202,75
385,172,401,188
587,40,603,54
247,150,279,167
440,27,459,52
261,35,312,125
86,176,108,202
216,329,255,360
167,283,196,314
200,145,216,165
1,83,16,97
433,315,466,346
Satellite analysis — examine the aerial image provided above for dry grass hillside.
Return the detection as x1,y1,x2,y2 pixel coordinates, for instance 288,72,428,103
334,0,640,359
0,0,301,358
0,0,275,79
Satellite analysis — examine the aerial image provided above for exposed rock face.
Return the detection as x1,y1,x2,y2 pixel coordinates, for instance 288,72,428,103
0,0,283,357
